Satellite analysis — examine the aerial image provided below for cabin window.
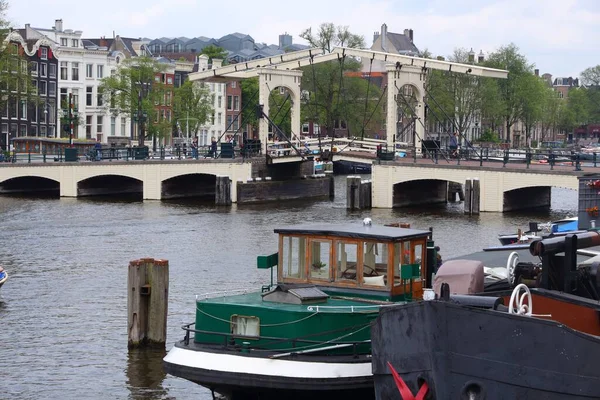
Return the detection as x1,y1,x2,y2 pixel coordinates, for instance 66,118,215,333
392,241,423,288
231,315,260,338
281,236,306,280
309,239,331,280
362,242,388,287
335,241,358,282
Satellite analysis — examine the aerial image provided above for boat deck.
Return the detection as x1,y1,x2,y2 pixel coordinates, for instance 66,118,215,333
197,291,396,313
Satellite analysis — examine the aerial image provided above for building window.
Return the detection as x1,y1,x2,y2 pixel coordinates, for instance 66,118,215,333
72,88,79,106
31,104,37,122
86,64,93,78
39,81,47,96
19,124,27,137
226,115,232,129
29,125,37,136
49,64,56,78
30,61,38,76
97,116,103,132
97,87,104,106
97,65,103,79
175,74,182,87
48,126,55,138
49,82,56,97
72,39,78,47
227,95,232,110
231,81,236,88
217,96,222,108
167,76,173,85
60,61,68,80
166,110,171,122
61,38,68,46
110,116,116,135
48,100,56,124
234,96,240,111
41,47,48,60
233,116,239,131
60,88,68,107
217,112,222,124
40,125,47,137
302,123,309,133
72,62,79,81
86,115,92,139
86,86,93,106
120,118,126,136
40,63,47,78
20,100,27,119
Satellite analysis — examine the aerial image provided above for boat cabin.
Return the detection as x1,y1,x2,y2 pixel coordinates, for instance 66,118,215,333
273,223,433,300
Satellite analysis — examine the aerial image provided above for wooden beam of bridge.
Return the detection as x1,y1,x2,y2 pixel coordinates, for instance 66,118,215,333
188,47,325,81
332,47,509,79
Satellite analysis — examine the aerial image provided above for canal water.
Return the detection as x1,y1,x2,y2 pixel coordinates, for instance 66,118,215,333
0,175,576,399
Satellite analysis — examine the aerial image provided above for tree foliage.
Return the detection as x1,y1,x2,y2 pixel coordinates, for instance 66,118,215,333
581,65,600,86
172,80,213,139
201,45,229,64
484,43,533,142
241,77,259,136
100,57,170,145
518,74,547,146
299,23,382,139
300,23,365,52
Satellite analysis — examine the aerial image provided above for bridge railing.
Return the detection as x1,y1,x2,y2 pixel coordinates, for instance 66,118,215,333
415,147,589,171
1,144,258,164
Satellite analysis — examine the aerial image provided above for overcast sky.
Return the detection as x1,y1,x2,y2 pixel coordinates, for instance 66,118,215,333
7,0,598,78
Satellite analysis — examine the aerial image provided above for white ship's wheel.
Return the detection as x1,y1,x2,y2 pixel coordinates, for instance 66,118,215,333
506,251,519,286
508,283,533,316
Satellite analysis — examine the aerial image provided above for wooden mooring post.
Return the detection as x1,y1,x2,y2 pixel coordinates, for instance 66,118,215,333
215,176,232,206
464,178,480,215
128,258,169,348
346,176,372,210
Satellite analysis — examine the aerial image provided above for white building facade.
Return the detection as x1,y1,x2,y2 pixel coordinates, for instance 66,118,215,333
196,55,226,146
26,19,130,143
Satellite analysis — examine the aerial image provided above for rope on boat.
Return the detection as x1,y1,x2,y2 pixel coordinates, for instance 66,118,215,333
195,305,320,327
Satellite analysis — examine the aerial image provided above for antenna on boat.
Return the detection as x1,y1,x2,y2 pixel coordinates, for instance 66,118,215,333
363,217,372,226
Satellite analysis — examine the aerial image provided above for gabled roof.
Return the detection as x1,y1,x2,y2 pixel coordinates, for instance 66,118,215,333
219,32,254,41
387,32,419,54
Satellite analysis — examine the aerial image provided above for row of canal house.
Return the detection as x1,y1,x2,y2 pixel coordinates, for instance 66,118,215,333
1,19,241,151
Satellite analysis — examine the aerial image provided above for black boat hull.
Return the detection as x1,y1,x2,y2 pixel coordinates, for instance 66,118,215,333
371,300,600,399
333,160,372,175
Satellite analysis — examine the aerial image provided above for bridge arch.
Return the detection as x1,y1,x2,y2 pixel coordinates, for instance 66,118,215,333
393,178,459,208
161,173,217,200
0,175,60,196
77,174,143,198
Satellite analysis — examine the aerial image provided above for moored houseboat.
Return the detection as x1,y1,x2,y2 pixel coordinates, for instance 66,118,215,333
163,221,436,400
372,232,600,399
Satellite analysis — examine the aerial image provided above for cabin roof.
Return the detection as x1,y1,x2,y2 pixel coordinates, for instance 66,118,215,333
274,223,430,241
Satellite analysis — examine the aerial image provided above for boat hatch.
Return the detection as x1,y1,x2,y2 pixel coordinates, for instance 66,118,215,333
262,284,329,305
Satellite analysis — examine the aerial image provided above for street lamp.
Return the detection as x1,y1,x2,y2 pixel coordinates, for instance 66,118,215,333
134,81,151,147
60,93,79,146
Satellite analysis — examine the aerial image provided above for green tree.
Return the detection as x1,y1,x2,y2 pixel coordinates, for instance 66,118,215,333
99,57,170,146
300,23,365,53
425,48,485,142
539,86,561,143
268,89,292,138
581,65,600,124
564,87,590,136
201,45,228,64
484,44,532,143
518,73,547,147
581,65,600,86
172,80,213,140
0,0,39,148
241,77,259,137
299,23,382,139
